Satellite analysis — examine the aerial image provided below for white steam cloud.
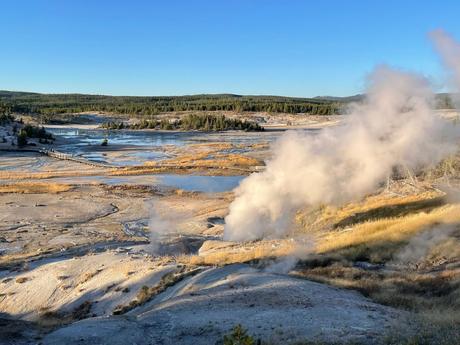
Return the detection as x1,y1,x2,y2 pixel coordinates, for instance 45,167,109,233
224,30,460,242
430,29,460,91
148,201,175,254
394,225,455,264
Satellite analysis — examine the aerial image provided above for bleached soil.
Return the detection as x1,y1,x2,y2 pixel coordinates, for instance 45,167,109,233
42,263,406,345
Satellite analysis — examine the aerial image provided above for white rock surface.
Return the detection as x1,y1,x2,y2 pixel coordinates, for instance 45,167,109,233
43,264,406,345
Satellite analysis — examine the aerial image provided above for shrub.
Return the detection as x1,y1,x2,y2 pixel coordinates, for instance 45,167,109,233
15,277,29,283
223,325,256,345
0,113,13,125
22,124,53,140
17,130,28,147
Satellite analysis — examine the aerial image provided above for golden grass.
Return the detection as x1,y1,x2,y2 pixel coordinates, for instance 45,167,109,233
144,141,262,172
187,142,233,151
299,188,442,233
0,169,107,180
294,186,460,336
184,240,297,266
324,190,439,223
145,152,260,169
0,161,246,181
0,182,73,194
297,262,460,319
0,141,260,181
316,204,460,255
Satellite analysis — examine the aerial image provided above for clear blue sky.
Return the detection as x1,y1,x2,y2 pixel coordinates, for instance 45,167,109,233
1,0,459,97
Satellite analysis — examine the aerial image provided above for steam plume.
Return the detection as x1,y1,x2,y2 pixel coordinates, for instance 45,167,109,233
148,201,175,253
224,66,455,242
394,225,455,264
430,29,460,92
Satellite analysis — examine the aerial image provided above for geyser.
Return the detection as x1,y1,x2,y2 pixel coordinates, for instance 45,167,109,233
224,62,457,242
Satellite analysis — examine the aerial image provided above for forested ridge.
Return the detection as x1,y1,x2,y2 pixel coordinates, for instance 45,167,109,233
0,91,344,118
0,91,456,121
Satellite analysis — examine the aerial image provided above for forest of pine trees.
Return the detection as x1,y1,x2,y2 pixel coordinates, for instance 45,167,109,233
1,91,456,123
101,114,264,132
0,91,342,120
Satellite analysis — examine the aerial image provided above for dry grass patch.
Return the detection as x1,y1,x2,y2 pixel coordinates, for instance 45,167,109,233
316,204,460,260
298,188,443,234
77,269,104,286
0,169,108,180
294,192,460,342
38,301,92,327
145,153,260,169
143,141,262,172
0,182,72,194
113,266,202,315
15,277,30,284
186,240,297,266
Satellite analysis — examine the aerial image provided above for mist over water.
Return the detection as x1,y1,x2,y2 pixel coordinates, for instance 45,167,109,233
224,30,460,242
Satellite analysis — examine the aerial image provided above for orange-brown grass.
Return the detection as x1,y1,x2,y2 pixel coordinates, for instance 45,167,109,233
296,261,460,306
187,142,233,151
0,182,73,193
146,153,260,169
293,185,460,341
0,169,108,180
298,187,443,233
144,141,262,171
184,240,297,266
316,204,460,258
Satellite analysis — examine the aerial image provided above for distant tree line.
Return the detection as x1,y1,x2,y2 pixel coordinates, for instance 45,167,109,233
1,91,457,122
101,114,264,132
0,91,343,121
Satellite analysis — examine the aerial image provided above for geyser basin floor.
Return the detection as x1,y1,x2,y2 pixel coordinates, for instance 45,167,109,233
2,118,459,344
42,264,408,345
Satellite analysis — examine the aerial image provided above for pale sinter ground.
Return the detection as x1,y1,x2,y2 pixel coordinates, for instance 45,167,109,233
1,114,459,344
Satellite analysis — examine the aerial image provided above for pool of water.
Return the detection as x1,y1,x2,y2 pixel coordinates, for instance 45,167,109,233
37,174,245,193
45,126,320,168
46,127,285,165
73,150,169,166
46,127,285,150
47,128,195,147
156,174,244,193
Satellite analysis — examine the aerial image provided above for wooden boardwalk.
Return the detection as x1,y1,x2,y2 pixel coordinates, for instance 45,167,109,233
38,149,113,168
0,147,112,169
1,148,262,173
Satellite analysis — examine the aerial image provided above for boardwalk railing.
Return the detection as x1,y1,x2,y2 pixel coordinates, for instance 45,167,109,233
2,147,263,173
38,148,112,168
